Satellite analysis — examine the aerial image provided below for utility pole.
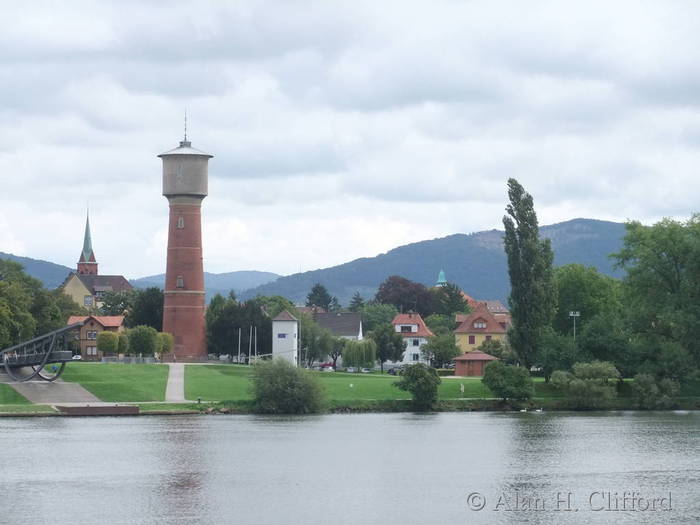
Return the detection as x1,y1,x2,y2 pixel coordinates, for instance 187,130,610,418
248,325,252,364
569,311,580,342
237,327,241,364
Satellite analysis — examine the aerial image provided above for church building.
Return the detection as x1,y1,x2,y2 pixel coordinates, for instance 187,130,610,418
62,213,133,311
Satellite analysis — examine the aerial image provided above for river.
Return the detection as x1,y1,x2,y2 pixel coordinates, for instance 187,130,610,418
1,412,698,524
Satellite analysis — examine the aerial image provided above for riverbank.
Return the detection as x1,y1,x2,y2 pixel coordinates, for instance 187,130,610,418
3,396,700,417
2,363,698,417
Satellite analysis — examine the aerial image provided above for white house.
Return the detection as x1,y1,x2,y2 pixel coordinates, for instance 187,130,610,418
389,312,434,366
272,310,299,365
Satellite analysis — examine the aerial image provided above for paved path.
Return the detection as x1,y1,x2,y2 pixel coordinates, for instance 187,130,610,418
165,363,187,402
9,381,100,404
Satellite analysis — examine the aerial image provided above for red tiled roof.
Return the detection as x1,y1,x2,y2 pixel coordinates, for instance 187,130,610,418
460,292,480,309
67,315,125,328
454,304,506,334
296,306,326,315
273,310,297,322
392,313,434,338
453,350,498,362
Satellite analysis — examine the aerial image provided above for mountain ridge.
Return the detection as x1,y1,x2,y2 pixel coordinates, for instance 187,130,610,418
2,218,627,305
239,218,626,304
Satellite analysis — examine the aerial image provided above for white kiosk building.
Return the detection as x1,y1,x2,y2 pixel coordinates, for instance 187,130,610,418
272,310,299,365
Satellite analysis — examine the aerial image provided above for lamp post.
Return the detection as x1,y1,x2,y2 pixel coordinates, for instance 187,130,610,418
569,311,580,341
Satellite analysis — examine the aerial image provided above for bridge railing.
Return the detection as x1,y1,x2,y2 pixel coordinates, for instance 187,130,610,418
1,322,85,367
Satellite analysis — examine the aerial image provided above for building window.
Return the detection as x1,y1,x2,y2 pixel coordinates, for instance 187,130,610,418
86,331,98,340
412,339,420,346
177,216,185,229
86,346,97,356
400,325,413,333
412,353,419,361
278,333,287,338
485,335,492,341
468,335,476,345
176,276,184,288
84,295,93,306
473,320,487,329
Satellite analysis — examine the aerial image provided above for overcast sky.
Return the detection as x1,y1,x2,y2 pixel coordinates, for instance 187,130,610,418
2,1,699,278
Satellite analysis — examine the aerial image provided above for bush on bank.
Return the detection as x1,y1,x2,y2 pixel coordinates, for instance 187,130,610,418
250,359,325,414
394,363,441,411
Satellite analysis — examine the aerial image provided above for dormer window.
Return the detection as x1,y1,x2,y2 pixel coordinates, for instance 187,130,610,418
177,216,185,229
473,319,487,329
400,325,413,333
176,276,184,288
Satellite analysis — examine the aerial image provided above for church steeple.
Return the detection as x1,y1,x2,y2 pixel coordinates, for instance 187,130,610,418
77,210,98,275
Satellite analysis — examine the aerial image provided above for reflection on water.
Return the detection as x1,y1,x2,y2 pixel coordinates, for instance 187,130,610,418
1,412,698,524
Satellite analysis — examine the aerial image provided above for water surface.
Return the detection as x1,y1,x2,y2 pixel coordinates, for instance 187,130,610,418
2,412,698,524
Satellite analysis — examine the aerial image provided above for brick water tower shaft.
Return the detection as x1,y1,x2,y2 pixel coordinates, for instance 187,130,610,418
158,137,213,361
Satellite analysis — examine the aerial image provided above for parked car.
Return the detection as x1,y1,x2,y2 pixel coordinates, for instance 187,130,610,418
323,367,335,372
346,367,357,373
360,368,371,373
72,354,82,361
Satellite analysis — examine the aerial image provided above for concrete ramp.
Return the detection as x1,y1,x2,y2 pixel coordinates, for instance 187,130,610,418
8,381,100,404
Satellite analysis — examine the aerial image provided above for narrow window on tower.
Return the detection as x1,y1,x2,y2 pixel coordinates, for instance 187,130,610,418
177,216,185,229
176,276,184,288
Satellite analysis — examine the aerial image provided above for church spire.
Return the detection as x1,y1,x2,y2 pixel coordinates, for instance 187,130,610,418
77,209,98,275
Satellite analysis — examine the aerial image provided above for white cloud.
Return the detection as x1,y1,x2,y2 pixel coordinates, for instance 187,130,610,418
2,1,700,279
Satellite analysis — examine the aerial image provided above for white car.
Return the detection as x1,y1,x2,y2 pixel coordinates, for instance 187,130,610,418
323,367,335,372
360,368,371,373
72,354,82,361
346,367,357,373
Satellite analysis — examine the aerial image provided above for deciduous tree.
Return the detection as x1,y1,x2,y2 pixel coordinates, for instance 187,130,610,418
375,276,432,316
368,323,406,372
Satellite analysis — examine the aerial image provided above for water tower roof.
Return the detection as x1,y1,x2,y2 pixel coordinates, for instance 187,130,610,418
158,140,213,158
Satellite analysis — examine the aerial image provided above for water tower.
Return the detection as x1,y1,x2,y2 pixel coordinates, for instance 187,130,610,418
158,135,212,361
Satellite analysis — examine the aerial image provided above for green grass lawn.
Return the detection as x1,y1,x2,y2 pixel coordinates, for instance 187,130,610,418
0,404,56,414
0,384,31,404
186,365,253,401
185,365,522,401
62,363,169,402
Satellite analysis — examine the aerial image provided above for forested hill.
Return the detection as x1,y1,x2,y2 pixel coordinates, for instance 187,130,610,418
241,219,627,304
131,271,281,299
0,252,72,289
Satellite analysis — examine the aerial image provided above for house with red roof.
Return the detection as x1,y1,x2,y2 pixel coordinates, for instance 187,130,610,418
390,312,434,365
66,315,125,361
454,303,507,353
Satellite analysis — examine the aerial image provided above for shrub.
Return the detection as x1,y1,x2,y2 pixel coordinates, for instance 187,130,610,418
127,325,159,356
158,332,174,355
394,363,441,411
551,361,620,409
117,332,129,354
481,361,533,401
96,331,118,355
436,368,454,377
251,359,325,414
632,373,680,409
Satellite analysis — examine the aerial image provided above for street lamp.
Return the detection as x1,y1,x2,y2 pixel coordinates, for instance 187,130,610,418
569,311,581,341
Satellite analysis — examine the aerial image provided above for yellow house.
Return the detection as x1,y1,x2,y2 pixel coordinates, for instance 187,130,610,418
454,304,507,352
62,273,133,311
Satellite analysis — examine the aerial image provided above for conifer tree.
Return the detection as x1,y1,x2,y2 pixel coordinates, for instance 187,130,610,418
502,178,556,368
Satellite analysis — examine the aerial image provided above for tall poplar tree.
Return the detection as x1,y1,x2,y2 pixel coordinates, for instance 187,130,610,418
502,179,556,368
